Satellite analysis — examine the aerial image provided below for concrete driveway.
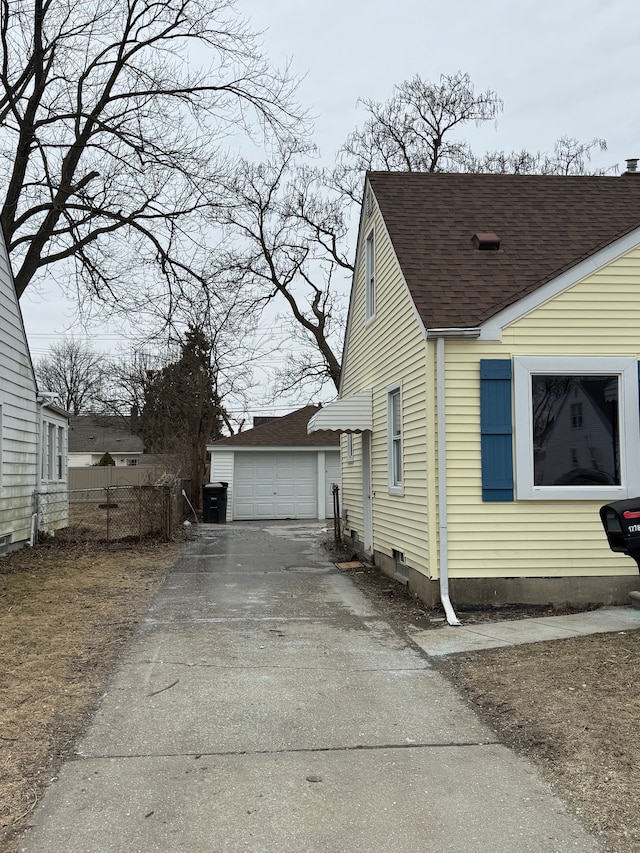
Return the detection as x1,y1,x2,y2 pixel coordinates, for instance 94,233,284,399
20,521,603,852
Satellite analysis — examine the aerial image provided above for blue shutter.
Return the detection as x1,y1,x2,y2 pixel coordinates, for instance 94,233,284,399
480,360,514,502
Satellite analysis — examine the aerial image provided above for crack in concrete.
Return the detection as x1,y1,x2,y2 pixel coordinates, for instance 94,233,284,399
74,740,501,761
127,660,431,672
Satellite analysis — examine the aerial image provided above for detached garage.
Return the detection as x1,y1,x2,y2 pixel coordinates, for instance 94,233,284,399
207,406,340,522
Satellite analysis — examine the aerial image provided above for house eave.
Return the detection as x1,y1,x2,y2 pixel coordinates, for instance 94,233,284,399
425,328,481,340
38,395,71,418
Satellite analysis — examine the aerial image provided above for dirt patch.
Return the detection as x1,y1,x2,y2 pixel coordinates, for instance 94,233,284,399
342,556,640,853
438,635,640,853
0,538,179,852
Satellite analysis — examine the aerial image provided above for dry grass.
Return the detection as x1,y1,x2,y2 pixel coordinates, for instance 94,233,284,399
0,539,178,852
437,635,640,853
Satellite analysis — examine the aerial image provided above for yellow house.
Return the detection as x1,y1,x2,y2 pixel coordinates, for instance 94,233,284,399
309,168,640,619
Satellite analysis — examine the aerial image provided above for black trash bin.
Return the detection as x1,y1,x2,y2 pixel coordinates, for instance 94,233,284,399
202,482,228,524
600,497,640,572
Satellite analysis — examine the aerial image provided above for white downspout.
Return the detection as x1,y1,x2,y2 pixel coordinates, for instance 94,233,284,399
436,335,462,626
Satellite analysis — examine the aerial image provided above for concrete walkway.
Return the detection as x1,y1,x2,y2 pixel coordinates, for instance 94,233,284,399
20,521,611,852
412,605,640,657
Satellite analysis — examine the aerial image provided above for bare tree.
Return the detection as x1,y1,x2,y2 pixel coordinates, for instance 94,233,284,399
332,72,503,202
467,136,608,175
99,279,268,434
0,0,305,311
35,337,104,413
212,72,612,399
213,145,350,395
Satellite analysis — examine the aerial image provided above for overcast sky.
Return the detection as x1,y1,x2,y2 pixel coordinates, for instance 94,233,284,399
20,0,640,410
241,0,638,169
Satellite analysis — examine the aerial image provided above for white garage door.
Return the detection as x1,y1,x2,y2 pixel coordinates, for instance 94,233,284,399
234,452,317,520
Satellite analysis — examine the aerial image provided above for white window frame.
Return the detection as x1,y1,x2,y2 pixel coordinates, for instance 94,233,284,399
42,419,66,482
365,229,375,323
387,383,403,494
57,426,65,480
514,356,640,501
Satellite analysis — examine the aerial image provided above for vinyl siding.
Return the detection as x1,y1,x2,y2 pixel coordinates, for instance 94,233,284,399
38,409,69,532
209,451,234,521
341,204,431,575
0,237,39,549
445,244,640,579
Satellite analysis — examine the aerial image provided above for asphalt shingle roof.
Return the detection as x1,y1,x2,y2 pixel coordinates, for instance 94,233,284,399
211,406,339,448
367,171,640,329
68,415,144,454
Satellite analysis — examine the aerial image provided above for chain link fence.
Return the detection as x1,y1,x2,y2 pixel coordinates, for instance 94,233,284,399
35,482,188,547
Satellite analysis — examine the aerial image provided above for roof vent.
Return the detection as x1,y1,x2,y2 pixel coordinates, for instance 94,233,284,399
472,232,500,251
624,158,639,175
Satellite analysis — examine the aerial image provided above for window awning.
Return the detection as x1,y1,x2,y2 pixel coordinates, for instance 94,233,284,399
307,389,373,433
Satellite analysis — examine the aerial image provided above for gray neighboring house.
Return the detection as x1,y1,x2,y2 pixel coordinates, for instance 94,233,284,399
0,230,70,554
68,414,145,467
208,406,340,521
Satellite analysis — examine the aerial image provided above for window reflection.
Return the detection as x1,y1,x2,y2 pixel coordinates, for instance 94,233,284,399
532,375,620,486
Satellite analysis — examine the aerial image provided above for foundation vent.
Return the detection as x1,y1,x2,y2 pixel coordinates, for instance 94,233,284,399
392,548,410,583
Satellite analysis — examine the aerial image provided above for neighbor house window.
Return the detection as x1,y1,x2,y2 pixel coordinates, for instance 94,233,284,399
42,421,66,481
126,458,138,466
365,230,375,321
46,423,54,480
57,426,64,479
387,384,403,492
570,402,583,429
514,356,640,500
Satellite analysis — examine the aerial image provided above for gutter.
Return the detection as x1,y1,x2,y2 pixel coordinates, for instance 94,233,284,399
426,329,480,627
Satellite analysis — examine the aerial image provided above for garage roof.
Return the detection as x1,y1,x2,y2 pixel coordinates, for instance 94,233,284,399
210,405,339,448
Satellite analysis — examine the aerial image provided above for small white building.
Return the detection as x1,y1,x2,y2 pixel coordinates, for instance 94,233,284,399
208,406,340,522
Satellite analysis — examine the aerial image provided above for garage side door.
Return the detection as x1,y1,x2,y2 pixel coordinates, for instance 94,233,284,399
234,452,317,520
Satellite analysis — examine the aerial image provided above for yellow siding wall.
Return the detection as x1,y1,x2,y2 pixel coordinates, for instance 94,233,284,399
446,245,640,579
341,206,432,575
340,433,363,535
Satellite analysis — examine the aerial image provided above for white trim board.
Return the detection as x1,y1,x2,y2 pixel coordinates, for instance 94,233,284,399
480,226,640,341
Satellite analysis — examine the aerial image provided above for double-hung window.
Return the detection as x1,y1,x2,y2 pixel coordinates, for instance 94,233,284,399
365,230,375,322
42,421,66,481
388,384,403,493
513,356,640,500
